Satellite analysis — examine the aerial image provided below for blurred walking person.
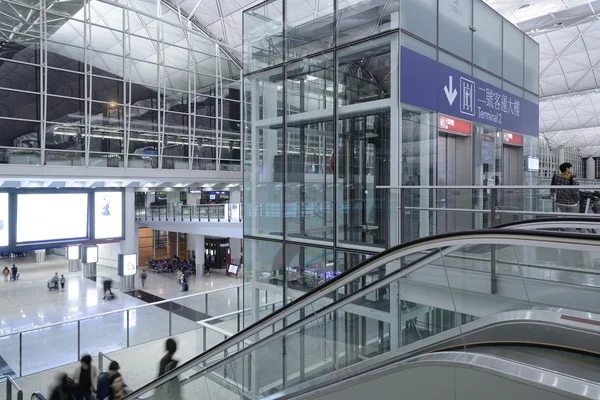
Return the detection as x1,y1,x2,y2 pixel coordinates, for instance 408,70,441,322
49,372,76,400
107,361,127,400
156,338,182,400
73,354,97,400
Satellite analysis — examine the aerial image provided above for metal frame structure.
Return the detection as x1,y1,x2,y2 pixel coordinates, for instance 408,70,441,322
0,0,241,171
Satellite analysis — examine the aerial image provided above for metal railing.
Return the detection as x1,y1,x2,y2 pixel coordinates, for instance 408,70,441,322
196,299,285,356
1,375,23,400
124,229,600,399
29,394,45,400
375,185,600,243
98,352,115,373
0,285,241,378
135,203,242,222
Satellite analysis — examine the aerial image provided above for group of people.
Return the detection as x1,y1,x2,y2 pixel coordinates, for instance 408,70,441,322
2,264,19,282
49,338,182,400
49,355,125,400
146,255,195,276
49,272,66,291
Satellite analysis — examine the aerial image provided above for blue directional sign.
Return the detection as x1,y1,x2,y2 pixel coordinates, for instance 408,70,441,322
400,47,539,137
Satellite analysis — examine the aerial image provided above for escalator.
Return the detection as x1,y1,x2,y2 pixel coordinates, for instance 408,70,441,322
123,226,600,400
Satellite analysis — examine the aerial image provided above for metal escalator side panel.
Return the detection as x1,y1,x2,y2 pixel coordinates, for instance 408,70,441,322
123,230,600,399
286,352,600,400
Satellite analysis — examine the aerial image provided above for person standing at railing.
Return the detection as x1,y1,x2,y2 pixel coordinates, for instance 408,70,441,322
551,163,580,214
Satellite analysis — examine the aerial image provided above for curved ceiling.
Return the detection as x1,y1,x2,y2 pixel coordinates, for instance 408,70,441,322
484,0,600,156
176,0,600,156
5,0,600,155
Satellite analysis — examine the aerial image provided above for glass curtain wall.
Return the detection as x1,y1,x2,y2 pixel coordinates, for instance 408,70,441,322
243,0,540,377
243,0,400,331
0,0,240,170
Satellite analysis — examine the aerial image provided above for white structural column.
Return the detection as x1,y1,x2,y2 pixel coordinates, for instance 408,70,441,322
187,234,205,275
121,187,138,255
558,149,565,165
587,157,596,180
194,234,205,276
145,191,154,208
167,190,179,205
120,187,138,291
230,238,242,263
230,188,241,204
389,10,401,352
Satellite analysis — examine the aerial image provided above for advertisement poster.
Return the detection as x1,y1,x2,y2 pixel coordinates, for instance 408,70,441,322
83,246,98,263
94,191,123,239
119,253,137,276
17,193,88,243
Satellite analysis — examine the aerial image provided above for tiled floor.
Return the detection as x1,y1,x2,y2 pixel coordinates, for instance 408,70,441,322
0,255,245,379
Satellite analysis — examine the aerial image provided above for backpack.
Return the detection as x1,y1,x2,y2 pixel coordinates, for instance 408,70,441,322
141,272,147,279
96,372,110,400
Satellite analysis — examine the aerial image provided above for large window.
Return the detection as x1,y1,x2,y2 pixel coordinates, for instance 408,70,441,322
0,0,240,170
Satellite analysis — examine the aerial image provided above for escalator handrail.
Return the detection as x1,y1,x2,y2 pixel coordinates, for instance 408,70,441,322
30,393,47,400
495,216,600,230
123,229,600,399
291,352,600,400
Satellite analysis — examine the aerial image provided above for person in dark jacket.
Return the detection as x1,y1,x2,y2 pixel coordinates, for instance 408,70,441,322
156,338,182,400
103,279,114,300
158,338,179,377
73,354,97,400
551,162,580,213
108,361,126,400
49,373,76,400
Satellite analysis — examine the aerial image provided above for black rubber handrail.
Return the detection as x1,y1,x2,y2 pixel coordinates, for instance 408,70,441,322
123,228,600,399
30,393,46,400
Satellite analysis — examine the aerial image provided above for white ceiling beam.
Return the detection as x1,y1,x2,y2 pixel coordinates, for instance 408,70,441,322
516,1,600,35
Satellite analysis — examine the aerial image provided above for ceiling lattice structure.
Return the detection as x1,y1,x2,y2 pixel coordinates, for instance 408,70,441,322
485,0,600,156
6,0,600,155
175,0,600,156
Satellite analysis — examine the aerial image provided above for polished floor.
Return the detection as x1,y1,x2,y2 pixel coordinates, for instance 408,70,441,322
0,255,243,378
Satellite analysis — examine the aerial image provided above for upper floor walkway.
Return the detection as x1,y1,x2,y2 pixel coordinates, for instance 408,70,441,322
135,203,242,238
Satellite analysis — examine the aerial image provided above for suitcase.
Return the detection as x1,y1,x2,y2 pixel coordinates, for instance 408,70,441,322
184,283,189,292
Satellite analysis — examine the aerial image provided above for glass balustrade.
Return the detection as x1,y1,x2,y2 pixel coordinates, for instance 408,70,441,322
135,203,242,222
0,286,241,378
123,229,600,399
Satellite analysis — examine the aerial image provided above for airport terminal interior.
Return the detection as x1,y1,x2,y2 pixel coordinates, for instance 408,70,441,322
4,0,600,399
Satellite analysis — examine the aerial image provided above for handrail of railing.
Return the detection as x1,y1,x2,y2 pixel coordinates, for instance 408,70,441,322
98,351,116,373
377,185,600,189
124,229,600,398
1,375,23,400
196,299,286,351
30,393,45,400
0,285,241,340
497,216,600,229
135,203,242,222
